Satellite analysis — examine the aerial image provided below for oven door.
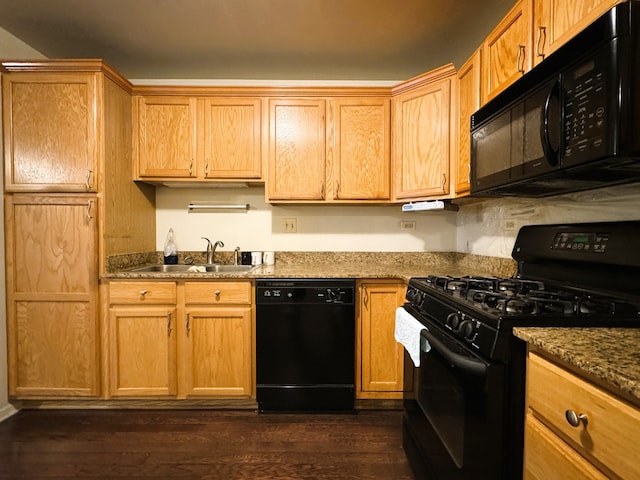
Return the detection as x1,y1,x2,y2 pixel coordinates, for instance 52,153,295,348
403,311,508,480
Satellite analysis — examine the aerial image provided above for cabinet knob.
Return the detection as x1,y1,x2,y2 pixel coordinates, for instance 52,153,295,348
139,290,147,297
214,289,221,297
565,409,588,428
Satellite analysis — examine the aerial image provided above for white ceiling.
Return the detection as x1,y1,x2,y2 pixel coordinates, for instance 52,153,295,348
0,0,513,81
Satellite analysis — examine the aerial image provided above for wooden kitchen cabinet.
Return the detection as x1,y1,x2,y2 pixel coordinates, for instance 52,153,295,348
267,98,326,201
5,194,99,397
108,282,178,397
133,96,263,181
524,353,640,479
392,65,457,201
134,96,197,178
2,61,157,400
532,0,621,65
267,96,392,203
482,0,532,103
182,282,253,397
107,280,254,399
327,97,391,201
202,97,263,179
455,49,482,197
357,280,406,399
2,72,98,192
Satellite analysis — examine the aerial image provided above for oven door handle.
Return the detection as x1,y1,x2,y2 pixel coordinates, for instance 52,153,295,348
421,330,487,377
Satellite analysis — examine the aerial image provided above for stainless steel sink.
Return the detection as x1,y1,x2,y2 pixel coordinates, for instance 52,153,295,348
129,264,258,273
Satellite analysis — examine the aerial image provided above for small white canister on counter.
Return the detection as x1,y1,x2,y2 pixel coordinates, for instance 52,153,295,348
251,251,263,265
263,251,275,265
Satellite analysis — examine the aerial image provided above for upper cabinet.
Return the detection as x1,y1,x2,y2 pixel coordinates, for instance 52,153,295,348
267,98,326,201
133,95,263,182
455,49,482,197
532,0,622,65
135,96,197,178
482,0,532,103
327,97,391,202
392,65,457,201
266,94,391,203
2,72,98,192
202,98,262,179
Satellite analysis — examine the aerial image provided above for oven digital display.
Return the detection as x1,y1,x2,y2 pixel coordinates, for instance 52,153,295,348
552,232,609,252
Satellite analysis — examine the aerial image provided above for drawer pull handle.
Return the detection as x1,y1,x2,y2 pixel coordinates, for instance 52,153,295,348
139,290,147,297
214,290,221,298
565,410,588,428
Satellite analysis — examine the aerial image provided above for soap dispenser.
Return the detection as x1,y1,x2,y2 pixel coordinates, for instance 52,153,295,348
163,228,178,264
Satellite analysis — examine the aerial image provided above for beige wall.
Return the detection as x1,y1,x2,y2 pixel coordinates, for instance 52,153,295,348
0,27,46,420
155,186,459,254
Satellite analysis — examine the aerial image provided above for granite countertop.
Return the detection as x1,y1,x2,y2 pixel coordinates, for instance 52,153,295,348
513,327,640,406
102,251,518,282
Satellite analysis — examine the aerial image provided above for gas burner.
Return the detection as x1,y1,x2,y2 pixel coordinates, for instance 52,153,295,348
503,298,535,315
497,279,546,295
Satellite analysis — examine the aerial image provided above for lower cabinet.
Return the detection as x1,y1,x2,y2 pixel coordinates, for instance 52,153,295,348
5,194,99,398
524,352,640,479
356,280,406,399
182,282,253,397
108,280,254,399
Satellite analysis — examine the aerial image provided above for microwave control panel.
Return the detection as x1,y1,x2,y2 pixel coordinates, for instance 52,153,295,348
562,49,609,163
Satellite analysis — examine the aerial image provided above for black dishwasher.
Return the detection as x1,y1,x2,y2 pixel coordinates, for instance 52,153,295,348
256,279,355,412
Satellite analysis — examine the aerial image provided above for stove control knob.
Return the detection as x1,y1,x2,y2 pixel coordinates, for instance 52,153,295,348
446,312,461,330
407,288,422,305
459,320,476,341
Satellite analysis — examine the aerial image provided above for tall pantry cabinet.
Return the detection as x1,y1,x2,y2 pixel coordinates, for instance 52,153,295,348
1,60,156,398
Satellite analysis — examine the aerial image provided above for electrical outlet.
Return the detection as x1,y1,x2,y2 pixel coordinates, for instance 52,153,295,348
504,219,518,231
283,218,297,233
400,220,416,231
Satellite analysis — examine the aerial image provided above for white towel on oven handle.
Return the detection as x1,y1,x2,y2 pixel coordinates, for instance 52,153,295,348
394,307,430,367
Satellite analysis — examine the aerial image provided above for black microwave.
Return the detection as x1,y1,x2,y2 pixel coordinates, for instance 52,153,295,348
470,0,640,197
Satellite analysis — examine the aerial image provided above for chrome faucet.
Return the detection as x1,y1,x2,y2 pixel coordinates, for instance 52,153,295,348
202,237,213,264
202,237,224,264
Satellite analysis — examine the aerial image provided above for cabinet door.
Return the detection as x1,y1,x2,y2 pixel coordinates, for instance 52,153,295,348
202,98,263,179
109,307,178,397
456,50,481,197
182,307,253,397
482,0,532,103
135,96,197,178
393,78,453,200
358,282,405,399
267,98,326,201
329,98,390,201
5,194,98,397
2,72,98,192
533,0,620,65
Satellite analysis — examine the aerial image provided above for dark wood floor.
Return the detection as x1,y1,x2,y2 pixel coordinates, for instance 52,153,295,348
0,409,414,480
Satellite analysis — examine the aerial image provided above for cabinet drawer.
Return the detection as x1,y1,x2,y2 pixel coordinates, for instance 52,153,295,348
524,413,608,480
527,353,640,479
109,282,177,304
185,281,251,305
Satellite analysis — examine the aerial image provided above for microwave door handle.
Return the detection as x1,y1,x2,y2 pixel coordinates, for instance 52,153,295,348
541,79,561,166
421,330,487,377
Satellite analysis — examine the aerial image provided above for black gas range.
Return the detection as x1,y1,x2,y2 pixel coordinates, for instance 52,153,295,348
400,221,640,480
405,272,640,362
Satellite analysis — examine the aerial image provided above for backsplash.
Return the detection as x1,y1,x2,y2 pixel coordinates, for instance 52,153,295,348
457,184,640,258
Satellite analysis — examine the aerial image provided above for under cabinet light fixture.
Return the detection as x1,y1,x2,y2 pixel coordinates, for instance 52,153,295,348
187,202,250,212
401,200,459,212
